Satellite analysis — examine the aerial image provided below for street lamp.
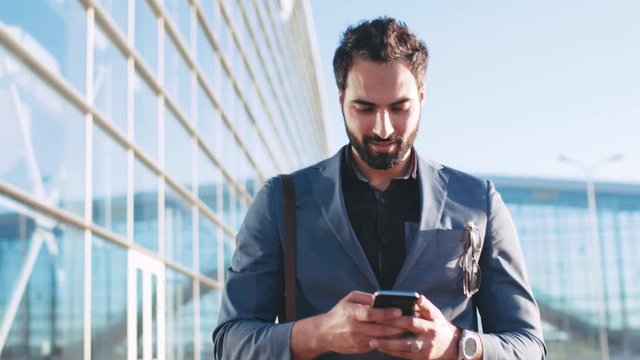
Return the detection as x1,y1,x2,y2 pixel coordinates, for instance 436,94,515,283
558,153,623,360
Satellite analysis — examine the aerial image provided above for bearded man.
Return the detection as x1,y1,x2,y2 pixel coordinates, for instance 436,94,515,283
213,17,546,360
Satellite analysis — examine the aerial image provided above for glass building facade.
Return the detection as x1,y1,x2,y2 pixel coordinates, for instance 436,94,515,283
495,177,640,359
0,0,327,359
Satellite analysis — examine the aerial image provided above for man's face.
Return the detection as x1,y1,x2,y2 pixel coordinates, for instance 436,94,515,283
340,58,424,170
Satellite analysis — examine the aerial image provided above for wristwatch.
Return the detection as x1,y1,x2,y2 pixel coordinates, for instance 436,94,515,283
458,329,480,360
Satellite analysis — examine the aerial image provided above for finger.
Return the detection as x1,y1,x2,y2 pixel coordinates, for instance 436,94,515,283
378,315,434,335
344,291,375,305
354,305,402,323
369,337,415,352
416,295,442,321
356,322,407,338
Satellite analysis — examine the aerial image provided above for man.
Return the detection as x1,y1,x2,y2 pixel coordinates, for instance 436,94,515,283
213,17,546,359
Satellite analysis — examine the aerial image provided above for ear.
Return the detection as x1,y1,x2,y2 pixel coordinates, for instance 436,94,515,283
419,87,425,105
339,91,344,106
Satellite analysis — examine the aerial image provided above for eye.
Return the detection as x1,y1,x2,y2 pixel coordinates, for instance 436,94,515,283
354,105,375,113
391,105,410,113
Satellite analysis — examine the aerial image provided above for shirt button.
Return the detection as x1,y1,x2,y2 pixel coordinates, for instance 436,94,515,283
379,196,386,204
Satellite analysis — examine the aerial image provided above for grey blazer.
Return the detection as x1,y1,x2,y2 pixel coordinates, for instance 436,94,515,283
213,148,546,359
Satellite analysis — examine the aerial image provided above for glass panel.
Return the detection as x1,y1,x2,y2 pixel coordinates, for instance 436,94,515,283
164,0,192,49
92,125,127,237
133,71,158,161
134,158,158,252
198,213,218,280
136,269,143,358
134,0,157,74
165,269,195,359
197,84,222,156
96,0,128,36
0,0,86,93
0,197,84,359
196,19,216,89
98,0,128,38
164,33,191,119
199,0,221,42
0,45,85,217
198,147,221,215
165,184,193,268
222,181,233,226
199,283,220,360
94,24,127,133
91,235,128,359
165,108,193,191
151,274,159,360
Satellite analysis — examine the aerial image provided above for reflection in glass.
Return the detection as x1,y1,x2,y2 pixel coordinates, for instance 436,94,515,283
134,158,158,252
198,214,218,281
199,284,221,360
0,0,86,93
164,34,191,119
94,25,127,133
165,108,193,190
165,184,193,268
0,45,85,217
166,269,195,359
135,0,157,74
91,235,127,359
93,125,127,237
134,71,158,160
0,197,84,359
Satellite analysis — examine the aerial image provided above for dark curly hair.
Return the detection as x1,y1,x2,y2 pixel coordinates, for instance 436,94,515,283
333,17,429,92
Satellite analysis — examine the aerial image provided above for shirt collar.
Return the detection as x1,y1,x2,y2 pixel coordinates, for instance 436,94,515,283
345,146,418,183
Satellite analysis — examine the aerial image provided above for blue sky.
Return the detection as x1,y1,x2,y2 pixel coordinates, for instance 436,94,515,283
310,0,640,184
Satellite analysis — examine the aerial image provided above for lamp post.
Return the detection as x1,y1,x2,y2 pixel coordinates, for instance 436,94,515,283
558,153,623,360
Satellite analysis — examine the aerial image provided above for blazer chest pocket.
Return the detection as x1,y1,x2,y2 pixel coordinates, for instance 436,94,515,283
436,229,466,275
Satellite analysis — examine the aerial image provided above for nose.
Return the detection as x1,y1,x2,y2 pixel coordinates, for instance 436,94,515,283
373,109,394,139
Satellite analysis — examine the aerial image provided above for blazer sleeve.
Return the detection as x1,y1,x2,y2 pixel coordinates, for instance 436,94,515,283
476,181,547,359
212,178,294,360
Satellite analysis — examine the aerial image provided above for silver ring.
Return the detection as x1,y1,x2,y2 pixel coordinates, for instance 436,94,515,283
410,339,424,353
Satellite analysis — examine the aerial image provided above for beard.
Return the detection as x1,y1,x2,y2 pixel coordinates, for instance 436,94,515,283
345,119,419,170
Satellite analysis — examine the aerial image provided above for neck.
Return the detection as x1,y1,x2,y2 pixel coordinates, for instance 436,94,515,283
350,146,413,192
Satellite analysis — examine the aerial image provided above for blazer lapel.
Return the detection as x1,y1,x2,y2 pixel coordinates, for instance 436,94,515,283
395,156,449,287
306,148,379,288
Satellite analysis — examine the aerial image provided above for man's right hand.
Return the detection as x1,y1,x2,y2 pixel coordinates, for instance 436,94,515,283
291,291,405,359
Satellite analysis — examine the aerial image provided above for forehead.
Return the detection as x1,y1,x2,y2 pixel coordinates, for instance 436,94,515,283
344,59,419,102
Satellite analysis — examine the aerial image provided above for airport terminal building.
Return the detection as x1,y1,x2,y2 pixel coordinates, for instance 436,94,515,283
1,1,639,360
0,0,327,358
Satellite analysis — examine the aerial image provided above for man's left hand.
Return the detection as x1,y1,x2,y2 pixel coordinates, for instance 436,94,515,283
369,295,461,359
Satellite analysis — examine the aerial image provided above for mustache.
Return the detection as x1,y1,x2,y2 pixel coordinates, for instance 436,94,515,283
363,135,401,144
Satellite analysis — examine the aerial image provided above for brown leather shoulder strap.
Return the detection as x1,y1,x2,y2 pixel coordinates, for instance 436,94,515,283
279,174,296,322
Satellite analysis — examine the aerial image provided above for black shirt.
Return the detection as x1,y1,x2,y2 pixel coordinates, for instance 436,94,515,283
341,148,421,289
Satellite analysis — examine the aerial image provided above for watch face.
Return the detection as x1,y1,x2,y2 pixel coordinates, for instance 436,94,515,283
463,337,478,357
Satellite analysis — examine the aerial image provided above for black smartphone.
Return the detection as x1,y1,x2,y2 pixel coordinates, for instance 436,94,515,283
372,290,420,316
